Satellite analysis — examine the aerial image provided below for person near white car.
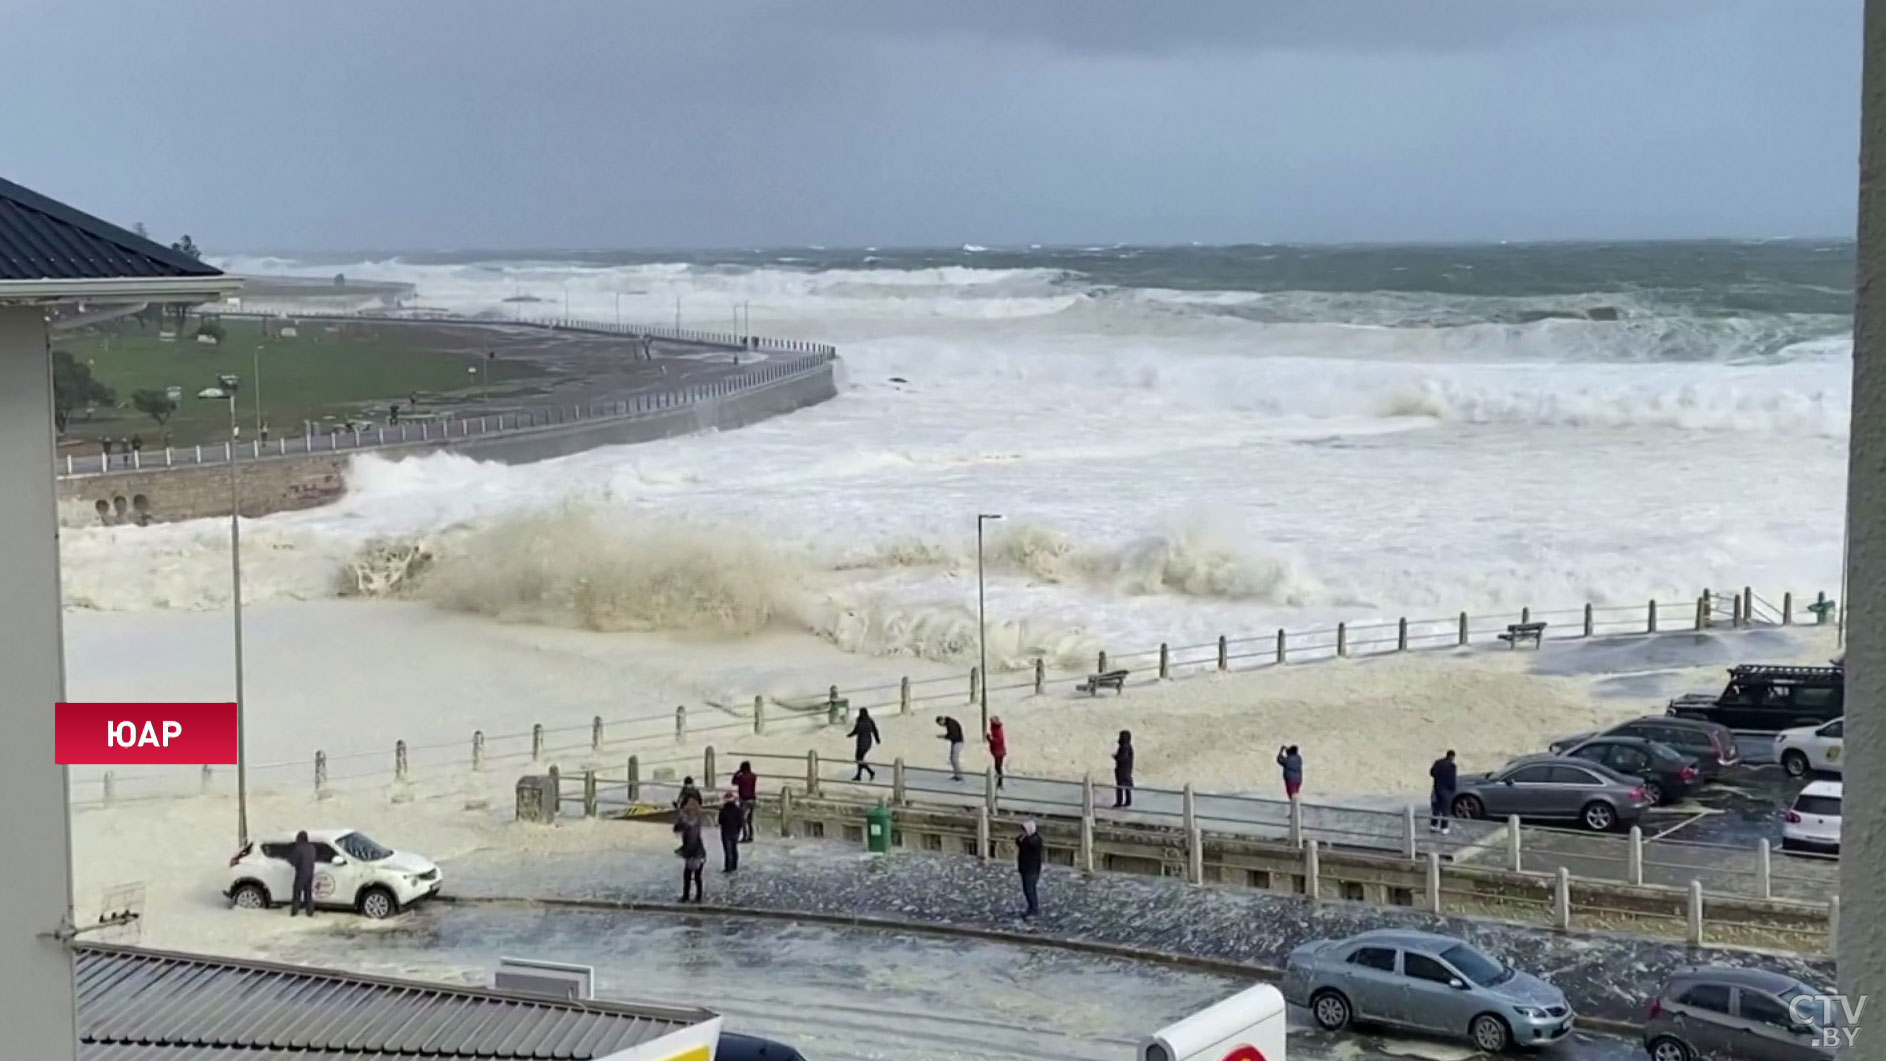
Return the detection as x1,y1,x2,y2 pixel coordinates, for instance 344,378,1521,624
227,828,442,919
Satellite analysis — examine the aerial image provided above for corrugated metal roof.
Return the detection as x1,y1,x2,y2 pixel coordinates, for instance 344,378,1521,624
76,943,711,1059
0,176,223,281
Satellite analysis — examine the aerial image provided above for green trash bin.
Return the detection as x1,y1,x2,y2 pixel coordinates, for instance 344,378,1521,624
866,801,892,853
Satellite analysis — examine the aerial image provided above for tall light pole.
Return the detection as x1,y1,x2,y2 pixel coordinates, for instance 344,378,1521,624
252,343,263,434
976,513,1003,741
203,377,248,848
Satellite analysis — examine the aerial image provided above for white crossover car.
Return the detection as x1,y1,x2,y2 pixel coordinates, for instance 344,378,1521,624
226,828,442,919
1775,718,1844,777
1780,780,1842,856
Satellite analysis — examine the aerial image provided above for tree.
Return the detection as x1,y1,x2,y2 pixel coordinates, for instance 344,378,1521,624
132,221,149,239
131,389,178,427
51,349,116,433
171,234,201,260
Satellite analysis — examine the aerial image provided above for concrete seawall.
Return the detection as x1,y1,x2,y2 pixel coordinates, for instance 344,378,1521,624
60,363,838,523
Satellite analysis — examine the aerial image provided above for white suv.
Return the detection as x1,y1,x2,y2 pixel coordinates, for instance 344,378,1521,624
226,828,442,919
1775,718,1844,777
1780,781,1842,856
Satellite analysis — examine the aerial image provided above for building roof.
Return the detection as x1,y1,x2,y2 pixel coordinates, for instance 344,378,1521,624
0,176,220,282
76,943,715,1060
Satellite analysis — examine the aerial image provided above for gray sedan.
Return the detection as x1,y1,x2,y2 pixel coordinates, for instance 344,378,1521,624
1450,755,1653,832
1282,928,1575,1052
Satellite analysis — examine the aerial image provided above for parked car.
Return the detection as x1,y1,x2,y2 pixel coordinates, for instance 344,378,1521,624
1780,780,1842,856
226,828,442,919
1643,965,1840,1060
1450,755,1653,832
1549,716,1739,778
1667,664,1843,733
1282,928,1574,1052
1774,718,1844,777
1556,736,1701,805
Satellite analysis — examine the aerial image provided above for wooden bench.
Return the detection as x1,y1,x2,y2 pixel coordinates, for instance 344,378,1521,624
1078,669,1129,696
1497,621,1547,649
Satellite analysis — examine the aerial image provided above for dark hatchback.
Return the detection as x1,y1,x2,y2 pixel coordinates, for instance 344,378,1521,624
1549,716,1739,779
1555,736,1702,805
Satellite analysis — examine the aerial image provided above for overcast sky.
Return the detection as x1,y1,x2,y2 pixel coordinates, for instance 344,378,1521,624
0,0,1863,250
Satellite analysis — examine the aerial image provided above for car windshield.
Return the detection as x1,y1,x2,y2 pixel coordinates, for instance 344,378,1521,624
1439,944,1512,986
336,832,394,861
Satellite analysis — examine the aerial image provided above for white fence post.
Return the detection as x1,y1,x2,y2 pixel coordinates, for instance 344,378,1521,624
1756,838,1772,899
1402,805,1417,859
1303,839,1320,903
1628,825,1644,885
1554,867,1571,931
1426,849,1443,914
975,805,991,859
1687,880,1704,946
806,750,821,796
1507,815,1523,872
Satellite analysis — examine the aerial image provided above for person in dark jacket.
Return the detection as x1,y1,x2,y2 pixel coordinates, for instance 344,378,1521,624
1277,745,1303,801
674,804,707,902
849,709,882,781
1016,819,1044,917
675,776,702,810
289,830,317,917
936,715,965,780
732,760,759,842
1429,749,1458,834
1112,731,1135,808
717,791,745,872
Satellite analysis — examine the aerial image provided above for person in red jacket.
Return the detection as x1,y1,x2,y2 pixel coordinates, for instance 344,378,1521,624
987,717,1008,788
731,760,759,843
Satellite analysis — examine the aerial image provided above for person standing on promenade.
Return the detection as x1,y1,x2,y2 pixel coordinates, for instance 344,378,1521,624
1016,819,1044,918
1112,730,1135,808
849,708,882,781
675,776,702,810
674,803,707,903
288,830,317,917
732,760,759,842
936,715,966,781
1429,749,1458,834
1277,745,1303,802
987,717,1008,788
717,791,744,873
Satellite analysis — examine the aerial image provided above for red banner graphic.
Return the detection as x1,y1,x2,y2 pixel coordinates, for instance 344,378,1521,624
55,702,239,765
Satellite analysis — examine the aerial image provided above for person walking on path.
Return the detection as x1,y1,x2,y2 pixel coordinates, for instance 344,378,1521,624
732,760,759,842
674,803,707,903
987,717,1008,788
1277,745,1303,802
937,715,966,781
1429,749,1458,834
1016,819,1044,918
717,791,744,873
288,830,317,917
849,708,882,781
1112,731,1135,808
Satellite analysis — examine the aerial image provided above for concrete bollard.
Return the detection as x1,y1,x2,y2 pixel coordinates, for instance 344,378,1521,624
1829,895,1840,956
1187,819,1204,885
1744,585,1754,624
1275,628,1286,664
1783,591,1794,625
1402,805,1417,859
1687,880,1704,946
1458,612,1469,646
583,770,598,817
531,723,545,762
975,806,991,859
1554,867,1571,931
1583,603,1594,637
1097,651,1108,674
1082,773,1095,817
1080,812,1096,874
1033,659,1045,695
1732,592,1745,627
472,730,485,771
546,765,561,819
1182,784,1197,834
704,746,716,788
1521,606,1531,625
315,751,328,797
780,786,794,838
900,677,912,713
985,765,999,812
1695,593,1709,630
1397,617,1408,651
395,740,409,783
102,771,115,808
1648,599,1659,634
1816,590,1829,624
1628,825,1644,885
1304,839,1320,903
1288,797,1303,848
1158,642,1170,679
1218,635,1229,670
199,764,213,795
674,706,687,743
806,750,821,796
827,685,842,724
1336,622,1347,658
969,667,980,706
1507,815,1523,872
753,695,766,734
591,715,604,752
893,758,907,805
1756,839,1772,899
627,755,641,802
194,444,202,463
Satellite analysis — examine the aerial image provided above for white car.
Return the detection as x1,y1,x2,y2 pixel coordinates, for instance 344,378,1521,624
1775,718,1844,777
225,828,442,919
1780,780,1842,856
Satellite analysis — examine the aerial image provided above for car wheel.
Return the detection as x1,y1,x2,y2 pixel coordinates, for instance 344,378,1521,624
1451,795,1484,820
1782,750,1810,778
1642,780,1665,805
1309,990,1352,1032
229,882,270,910
1648,1035,1691,1061
1469,1013,1512,1053
358,886,399,920
1581,801,1617,832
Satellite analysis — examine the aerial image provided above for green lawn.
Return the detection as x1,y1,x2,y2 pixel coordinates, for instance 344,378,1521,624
56,317,542,446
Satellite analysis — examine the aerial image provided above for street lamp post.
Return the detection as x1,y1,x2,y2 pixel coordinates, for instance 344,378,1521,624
203,378,248,848
976,513,1003,740
252,343,264,434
